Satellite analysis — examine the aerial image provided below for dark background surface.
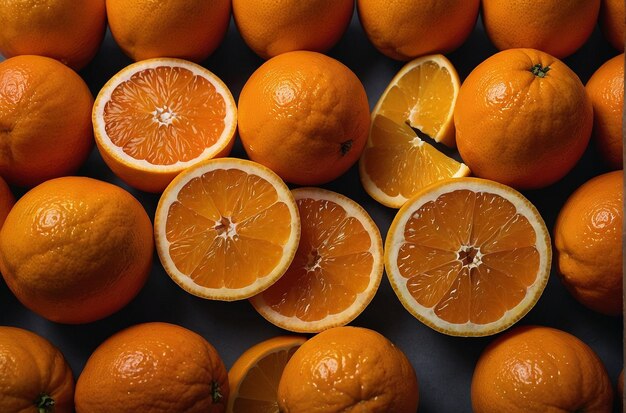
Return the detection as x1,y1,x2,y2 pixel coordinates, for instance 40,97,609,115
0,9,623,413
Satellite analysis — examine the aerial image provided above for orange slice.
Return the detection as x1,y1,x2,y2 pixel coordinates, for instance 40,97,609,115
250,187,383,333
93,58,237,193
385,178,551,336
359,54,470,209
227,336,306,413
154,158,300,301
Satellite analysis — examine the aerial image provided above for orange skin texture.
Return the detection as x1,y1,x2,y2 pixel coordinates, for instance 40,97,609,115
233,0,354,59
0,55,94,187
238,51,370,185
0,0,106,70
0,326,74,413
472,326,613,413
357,0,480,60
454,48,592,189
586,54,624,170
75,322,229,413
600,0,625,51
554,170,623,316
0,176,14,229
277,326,419,413
106,0,231,62
0,176,153,324
481,0,601,58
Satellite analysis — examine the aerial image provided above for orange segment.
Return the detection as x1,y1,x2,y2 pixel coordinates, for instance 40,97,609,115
250,188,383,333
385,178,551,336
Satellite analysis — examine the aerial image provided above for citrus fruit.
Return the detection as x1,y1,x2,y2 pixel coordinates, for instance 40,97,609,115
600,0,625,51
0,55,93,187
93,58,237,193
227,335,307,413
0,326,74,413
554,170,623,316
106,0,231,62
586,54,624,170
0,0,106,70
472,325,613,413
75,322,228,413
454,48,593,189
357,0,479,60
233,0,354,59
481,0,601,58
0,176,14,230
277,326,419,412
250,187,383,333
385,177,551,336
359,54,470,208
155,157,301,301
0,176,153,324
238,51,370,185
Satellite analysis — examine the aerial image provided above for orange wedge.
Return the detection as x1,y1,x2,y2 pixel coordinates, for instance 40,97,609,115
250,187,383,333
359,54,470,209
154,158,300,301
93,58,237,192
385,178,551,336
227,336,306,413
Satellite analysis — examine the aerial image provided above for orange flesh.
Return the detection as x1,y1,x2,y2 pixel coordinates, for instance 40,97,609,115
103,66,227,165
397,189,539,324
166,169,292,288
259,198,373,321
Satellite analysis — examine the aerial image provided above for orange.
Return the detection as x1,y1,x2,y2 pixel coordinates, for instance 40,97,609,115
238,51,370,185
357,0,479,60
554,170,623,316
481,0,601,58
250,187,383,333
154,158,301,301
586,54,624,170
75,322,228,413
106,0,231,62
0,176,153,324
233,0,354,59
472,325,613,412
93,58,237,193
277,326,419,412
385,178,551,336
0,176,14,230
0,326,74,413
600,0,625,51
227,336,307,412
0,0,106,70
455,48,593,189
0,55,93,187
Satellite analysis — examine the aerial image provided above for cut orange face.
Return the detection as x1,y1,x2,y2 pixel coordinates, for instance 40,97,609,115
93,58,237,192
154,158,300,301
250,187,383,333
385,178,551,336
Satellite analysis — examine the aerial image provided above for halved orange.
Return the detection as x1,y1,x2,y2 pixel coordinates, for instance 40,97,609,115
227,336,307,413
385,177,551,336
93,58,237,193
154,158,300,301
250,187,383,333
359,54,470,209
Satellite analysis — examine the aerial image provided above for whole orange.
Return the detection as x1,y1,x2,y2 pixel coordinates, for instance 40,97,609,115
0,326,74,413
357,0,479,60
106,0,231,62
0,0,106,70
472,326,613,412
481,0,601,58
0,176,153,324
600,0,625,51
554,170,623,316
0,176,14,230
238,51,370,185
75,322,228,413
0,55,93,187
586,54,624,170
277,326,419,412
233,0,354,59
454,48,593,189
